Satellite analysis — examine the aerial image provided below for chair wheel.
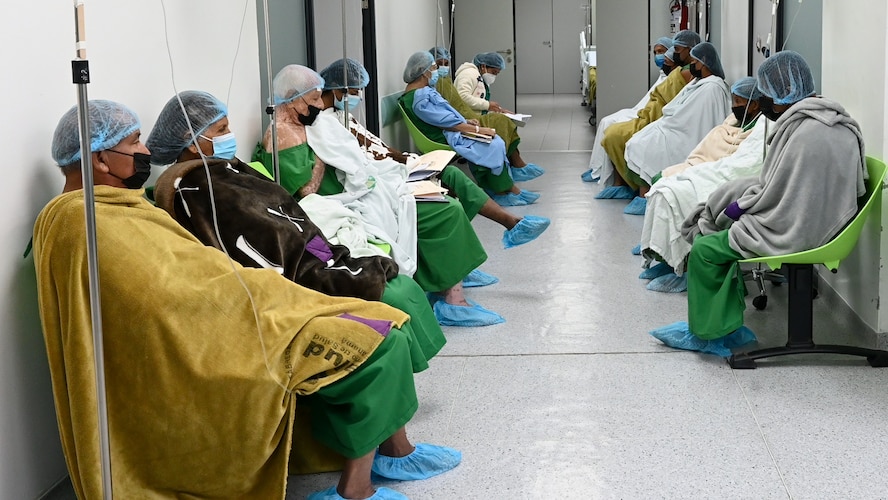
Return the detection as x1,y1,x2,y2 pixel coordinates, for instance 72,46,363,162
752,295,768,310
589,115,596,126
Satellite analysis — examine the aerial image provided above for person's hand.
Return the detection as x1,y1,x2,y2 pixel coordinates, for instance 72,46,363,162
467,119,480,126
489,101,512,114
724,201,746,221
481,127,496,137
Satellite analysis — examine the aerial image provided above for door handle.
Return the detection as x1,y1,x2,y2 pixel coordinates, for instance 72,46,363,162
496,49,513,55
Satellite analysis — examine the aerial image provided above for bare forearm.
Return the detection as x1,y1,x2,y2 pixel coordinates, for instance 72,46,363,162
298,158,326,197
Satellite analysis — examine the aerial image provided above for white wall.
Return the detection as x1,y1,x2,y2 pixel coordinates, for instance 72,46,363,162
820,1,888,333
376,0,440,148
1,2,261,497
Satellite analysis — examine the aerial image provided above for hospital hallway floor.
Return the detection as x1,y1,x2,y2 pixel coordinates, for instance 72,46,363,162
283,94,888,499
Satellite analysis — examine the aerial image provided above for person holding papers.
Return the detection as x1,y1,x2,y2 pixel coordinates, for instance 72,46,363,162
401,51,542,207
318,57,549,250
254,64,506,326
441,48,544,182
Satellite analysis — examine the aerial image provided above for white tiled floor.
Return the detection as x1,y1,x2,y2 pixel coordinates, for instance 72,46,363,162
283,94,888,499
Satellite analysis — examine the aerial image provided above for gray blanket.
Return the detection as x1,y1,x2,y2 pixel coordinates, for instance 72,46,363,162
681,97,866,258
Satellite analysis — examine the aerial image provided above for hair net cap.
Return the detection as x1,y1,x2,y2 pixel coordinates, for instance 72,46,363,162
664,47,676,62
320,58,370,90
52,100,141,167
146,91,228,166
473,52,506,70
429,46,451,62
690,42,725,79
653,36,674,49
273,64,325,105
731,76,763,101
403,51,435,83
673,30,701,48
756,50,815,105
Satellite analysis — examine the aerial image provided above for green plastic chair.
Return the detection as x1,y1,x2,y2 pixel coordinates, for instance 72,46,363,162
397,101,454,154
729,156,888,368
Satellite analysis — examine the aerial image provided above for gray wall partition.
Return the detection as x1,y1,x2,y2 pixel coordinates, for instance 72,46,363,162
595,0,651,123
256,0,309,129
782,0,822,94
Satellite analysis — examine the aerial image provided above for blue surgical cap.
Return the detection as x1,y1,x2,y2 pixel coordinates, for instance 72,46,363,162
653,36,674,50
664,47,676,62
403,51,435,83
690,42,725,79
273,64,325,105
756,50,815,105
320,58,370,90
146,91,228,166
52,100,141,167
673,30,701,48
473,52,506,70
430,46,451,62
731,77,763,101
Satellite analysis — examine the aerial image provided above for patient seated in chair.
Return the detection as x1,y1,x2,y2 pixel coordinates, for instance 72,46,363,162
650,51,868,357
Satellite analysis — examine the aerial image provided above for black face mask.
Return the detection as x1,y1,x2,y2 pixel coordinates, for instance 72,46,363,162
758,96,783,122
672,51,685,67
298,104,322,126
663,64,676,76
689,63,703,79
731,105,748,124
106,150,152,189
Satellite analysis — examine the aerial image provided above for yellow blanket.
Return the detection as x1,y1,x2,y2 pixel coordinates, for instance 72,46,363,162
33,186,408,499
602,69,690,188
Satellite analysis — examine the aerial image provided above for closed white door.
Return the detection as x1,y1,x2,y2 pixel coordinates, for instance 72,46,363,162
453,0,517,111
515,0,554,94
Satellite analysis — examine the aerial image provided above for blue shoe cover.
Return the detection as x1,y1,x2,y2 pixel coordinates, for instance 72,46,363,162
372,443,462,481
721,326,757,349
518,189,541,204
646,273,688,293
490,192,530,207
623,196,647,215
631,244,642,255
650,321,756,357
433,299,505,327
595,185,636,200
308,486,408,500
462,269,499,288
581,169,599,183
503,215,551,248
511,163,545,182
639,261,672,280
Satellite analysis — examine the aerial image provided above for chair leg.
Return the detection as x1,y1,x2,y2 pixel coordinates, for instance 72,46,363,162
729,264,888,368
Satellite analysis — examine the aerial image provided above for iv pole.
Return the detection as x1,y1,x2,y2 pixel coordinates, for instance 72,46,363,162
341,0,350,128
261,0,281,185
72,1,113,498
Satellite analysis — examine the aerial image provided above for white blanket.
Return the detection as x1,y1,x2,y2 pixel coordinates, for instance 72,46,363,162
625,75,731,184
306,109,418,276
640,118,768,274
298,193,390,260
588,73,667,184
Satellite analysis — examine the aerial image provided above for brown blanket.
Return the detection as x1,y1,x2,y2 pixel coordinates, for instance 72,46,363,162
155,158,397,301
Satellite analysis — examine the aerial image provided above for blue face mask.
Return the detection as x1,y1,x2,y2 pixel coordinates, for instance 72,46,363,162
427,69,440,87
654,54,666,68
201,132,237,160
334,93,362,111
437,66,450,78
